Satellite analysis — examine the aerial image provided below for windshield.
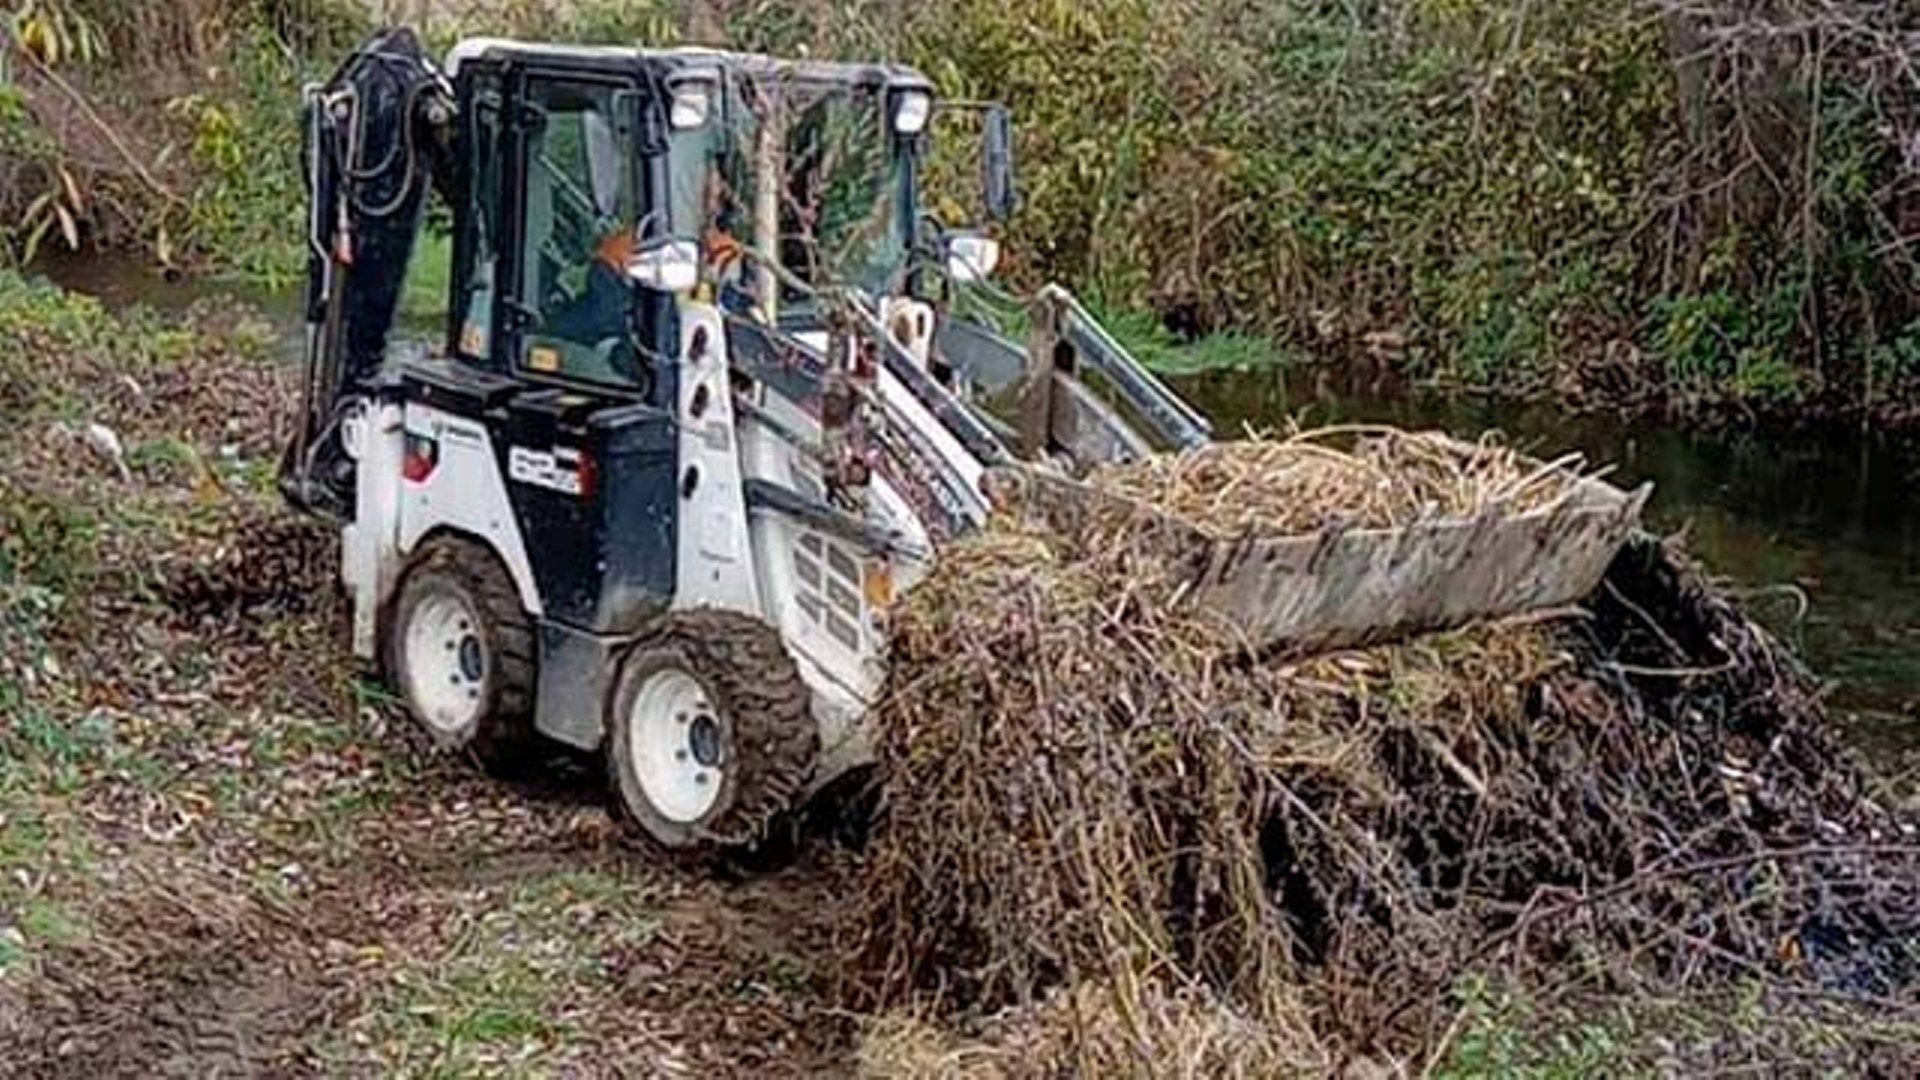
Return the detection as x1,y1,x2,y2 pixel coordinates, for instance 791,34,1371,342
707,76,908,311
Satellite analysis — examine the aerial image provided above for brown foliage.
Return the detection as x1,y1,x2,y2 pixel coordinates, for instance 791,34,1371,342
850,438,1920,1071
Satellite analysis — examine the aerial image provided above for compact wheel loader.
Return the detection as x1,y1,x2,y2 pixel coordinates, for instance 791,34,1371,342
282,30,1644,853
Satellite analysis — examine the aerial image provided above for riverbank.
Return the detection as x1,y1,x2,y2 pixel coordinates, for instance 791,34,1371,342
18,244,1920,786
3,272,1916,1074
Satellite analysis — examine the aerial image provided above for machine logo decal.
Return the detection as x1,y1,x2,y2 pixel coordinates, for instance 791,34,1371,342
508,446,584,496
442,423,484,446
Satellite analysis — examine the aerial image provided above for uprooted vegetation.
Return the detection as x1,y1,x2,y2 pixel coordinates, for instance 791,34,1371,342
851,436,1920,1074
1,273,1917,1076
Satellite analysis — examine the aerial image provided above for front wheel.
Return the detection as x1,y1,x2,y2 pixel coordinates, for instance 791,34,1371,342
383,537,536,774
606,609,817,853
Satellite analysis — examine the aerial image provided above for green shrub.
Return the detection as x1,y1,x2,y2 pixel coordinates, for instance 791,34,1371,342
8,0,1919,417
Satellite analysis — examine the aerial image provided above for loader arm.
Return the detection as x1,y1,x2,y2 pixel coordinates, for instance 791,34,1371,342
282,27,457,518
931,284,1213,474
1020,285,1212,458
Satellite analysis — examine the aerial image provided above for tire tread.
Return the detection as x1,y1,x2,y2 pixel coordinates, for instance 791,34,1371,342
608,609,818,852
384,536,537,774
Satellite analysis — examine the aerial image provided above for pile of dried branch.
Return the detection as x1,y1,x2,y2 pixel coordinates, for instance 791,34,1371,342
1091,428,1588,534
850,435,1920,1072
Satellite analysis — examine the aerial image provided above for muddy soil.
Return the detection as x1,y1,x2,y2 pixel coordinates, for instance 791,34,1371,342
3,725,858,1077
0,295,857,1076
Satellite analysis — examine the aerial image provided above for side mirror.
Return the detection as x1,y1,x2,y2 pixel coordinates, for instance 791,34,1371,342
946,233,1001,284
982,103,1018,224
627,237,700,294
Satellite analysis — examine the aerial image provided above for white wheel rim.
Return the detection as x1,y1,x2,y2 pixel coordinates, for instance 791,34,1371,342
629,668,726,824
403,591,487,736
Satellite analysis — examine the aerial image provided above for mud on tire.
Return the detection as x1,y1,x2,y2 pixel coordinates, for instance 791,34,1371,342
382,535,536,775
607,609,818,854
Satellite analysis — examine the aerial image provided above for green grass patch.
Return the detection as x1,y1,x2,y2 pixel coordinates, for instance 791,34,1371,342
339,864,660,1075
1437,977,1638,1079
0,791,99,970
403,229,453,322
1433,973,1920,1077
15,896,87,950
1094,305,1299,376
0,493,99,597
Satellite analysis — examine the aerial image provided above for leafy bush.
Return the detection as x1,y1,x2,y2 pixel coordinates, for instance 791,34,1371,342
7,0,1920,420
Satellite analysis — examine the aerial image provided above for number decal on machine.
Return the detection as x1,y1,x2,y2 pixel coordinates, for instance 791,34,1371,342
509,446,587,497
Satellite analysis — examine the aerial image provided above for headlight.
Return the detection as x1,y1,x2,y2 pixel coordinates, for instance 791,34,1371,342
669,79,714,130
893,89,932,136
626,238,701,294
945,233,1001,284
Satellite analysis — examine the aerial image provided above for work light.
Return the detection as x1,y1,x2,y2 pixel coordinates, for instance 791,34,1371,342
893,89,932,136
669,78,715,130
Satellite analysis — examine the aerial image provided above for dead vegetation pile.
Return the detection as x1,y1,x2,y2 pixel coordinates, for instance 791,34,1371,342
1091,427,1588,533
852,432,1920,1073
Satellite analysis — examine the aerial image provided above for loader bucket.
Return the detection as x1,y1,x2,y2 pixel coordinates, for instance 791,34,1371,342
989,441,1650,655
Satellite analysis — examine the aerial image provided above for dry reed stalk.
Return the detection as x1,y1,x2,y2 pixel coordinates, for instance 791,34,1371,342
1089,429,1592,539
848,433,1920,1072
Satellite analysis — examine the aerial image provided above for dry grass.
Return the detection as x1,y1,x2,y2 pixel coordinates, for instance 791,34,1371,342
850,435,1920,1074
859,980,1330,1080
1091,427,1593,535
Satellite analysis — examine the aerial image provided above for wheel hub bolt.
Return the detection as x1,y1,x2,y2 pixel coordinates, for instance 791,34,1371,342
457,636,484,681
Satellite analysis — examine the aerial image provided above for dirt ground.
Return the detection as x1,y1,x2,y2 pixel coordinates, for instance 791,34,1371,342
0,287,859,1076
1,578,861,1076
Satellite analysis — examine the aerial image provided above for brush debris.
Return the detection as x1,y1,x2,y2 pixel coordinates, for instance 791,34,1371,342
850,436,1920,1074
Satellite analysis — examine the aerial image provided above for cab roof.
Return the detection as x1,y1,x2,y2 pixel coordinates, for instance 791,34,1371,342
445,38,933,95
643,46,933,93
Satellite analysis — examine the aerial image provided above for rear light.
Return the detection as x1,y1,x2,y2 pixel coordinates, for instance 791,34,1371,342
402,434,438,483
574,448,598,500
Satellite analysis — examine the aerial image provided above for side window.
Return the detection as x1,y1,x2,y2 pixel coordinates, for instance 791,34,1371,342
454,73,503,361
518,78,641,387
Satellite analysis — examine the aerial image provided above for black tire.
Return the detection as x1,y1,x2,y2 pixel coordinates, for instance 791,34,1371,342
606,609,818,853
382,536,536,776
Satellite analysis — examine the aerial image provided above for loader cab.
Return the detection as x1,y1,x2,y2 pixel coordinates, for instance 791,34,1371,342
366,40,709,647
443,41,682,408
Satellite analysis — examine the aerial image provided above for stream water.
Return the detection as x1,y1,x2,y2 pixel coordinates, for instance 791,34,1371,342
32,255,1920,774
1180,367,1920,772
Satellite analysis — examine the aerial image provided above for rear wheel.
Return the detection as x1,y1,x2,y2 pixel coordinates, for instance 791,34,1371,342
384,537,535,774
607,609,817,853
